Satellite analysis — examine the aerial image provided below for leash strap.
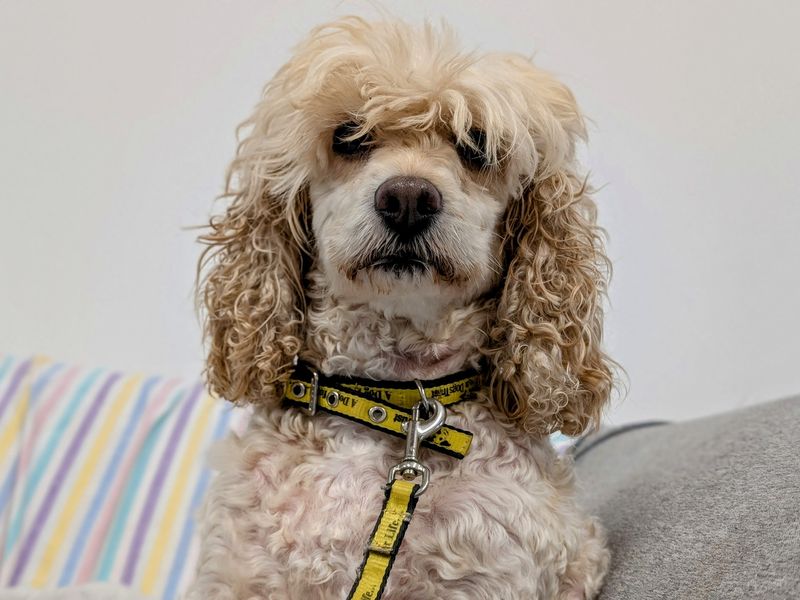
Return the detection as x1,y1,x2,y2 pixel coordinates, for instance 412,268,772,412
283,366,477,459
346,479,420,600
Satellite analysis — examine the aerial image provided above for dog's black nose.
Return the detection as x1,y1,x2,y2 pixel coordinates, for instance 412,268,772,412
374,176,442,237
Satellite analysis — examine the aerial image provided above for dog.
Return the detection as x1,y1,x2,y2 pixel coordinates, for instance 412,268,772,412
188,16,614,600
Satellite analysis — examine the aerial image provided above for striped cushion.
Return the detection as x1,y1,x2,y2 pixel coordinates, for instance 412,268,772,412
0,354,248,599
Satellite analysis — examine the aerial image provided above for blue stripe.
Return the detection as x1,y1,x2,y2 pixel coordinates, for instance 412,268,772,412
94,388,186,581
58,376,160,585
0,355,14,386
0,460,19,517
4,369,102,553
162,406,234,600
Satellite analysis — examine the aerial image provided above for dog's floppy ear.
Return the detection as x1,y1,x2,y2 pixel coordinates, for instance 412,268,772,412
486,60,614,436
197,75,311,407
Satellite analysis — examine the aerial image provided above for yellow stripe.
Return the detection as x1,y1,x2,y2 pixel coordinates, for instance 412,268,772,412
0,388,30,461
31,374,141,586
0,356,49,459
139,394,215,595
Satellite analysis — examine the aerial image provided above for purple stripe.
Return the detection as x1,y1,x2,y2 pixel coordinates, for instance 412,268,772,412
9,372,121,585
121,382,203,585
0,358,33,422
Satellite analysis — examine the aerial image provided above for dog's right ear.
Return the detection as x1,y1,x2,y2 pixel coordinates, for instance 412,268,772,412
197,81,310,407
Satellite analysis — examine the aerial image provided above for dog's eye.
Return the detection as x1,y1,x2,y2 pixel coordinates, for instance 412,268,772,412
455,129,490,170
332,122,373,157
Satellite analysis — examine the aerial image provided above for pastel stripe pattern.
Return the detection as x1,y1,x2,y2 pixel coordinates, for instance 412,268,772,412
0,354,250,598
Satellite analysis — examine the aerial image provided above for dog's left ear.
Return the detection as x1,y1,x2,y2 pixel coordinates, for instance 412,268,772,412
486,59,614,436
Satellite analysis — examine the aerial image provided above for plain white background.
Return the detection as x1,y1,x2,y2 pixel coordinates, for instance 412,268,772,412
1,1,798,425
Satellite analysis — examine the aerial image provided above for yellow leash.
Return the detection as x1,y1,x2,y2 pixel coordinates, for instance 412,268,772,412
346,479,420,600
283,362,479,600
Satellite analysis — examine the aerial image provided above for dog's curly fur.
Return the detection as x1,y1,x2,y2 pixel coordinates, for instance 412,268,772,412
189,16,613,599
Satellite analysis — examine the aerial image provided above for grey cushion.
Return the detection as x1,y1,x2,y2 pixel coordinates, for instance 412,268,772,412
575,396,800,599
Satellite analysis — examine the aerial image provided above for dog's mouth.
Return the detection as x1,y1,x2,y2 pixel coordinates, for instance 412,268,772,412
370,253,429,275
343,243,460,284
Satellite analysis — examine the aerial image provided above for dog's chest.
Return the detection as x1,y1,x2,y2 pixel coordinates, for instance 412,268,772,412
220,407,574,598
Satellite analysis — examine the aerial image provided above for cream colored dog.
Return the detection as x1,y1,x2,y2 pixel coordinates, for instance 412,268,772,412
189,16,614,600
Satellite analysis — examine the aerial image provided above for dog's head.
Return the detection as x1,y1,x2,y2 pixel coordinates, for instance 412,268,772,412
199,17,613,436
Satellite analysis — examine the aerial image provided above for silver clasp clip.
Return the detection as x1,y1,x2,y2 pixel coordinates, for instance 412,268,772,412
387,382,445,497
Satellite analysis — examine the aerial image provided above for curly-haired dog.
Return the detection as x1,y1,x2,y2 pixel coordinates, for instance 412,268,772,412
189,16,613,600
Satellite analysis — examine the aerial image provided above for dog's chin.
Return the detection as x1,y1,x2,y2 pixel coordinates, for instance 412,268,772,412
330,252,458,312
327,253,491,326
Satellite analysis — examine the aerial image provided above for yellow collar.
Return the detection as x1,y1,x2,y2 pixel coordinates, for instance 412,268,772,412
283,362,481,459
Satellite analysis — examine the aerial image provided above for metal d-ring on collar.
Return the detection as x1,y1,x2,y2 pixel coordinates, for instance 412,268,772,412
293,357,321,417
415,379,434,414
387,380,446,497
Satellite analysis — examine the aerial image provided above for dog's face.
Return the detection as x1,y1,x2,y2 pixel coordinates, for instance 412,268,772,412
310,125,507,322
199,17,614,435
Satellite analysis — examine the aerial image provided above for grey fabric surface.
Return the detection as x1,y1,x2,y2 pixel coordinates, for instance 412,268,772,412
575,396,800,600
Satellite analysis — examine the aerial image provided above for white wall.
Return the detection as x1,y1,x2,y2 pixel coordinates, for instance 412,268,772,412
2,1,798,425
